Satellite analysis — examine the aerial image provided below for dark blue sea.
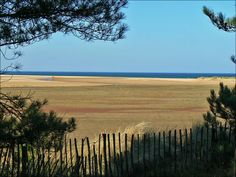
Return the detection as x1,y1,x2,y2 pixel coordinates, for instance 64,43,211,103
3,71,235,79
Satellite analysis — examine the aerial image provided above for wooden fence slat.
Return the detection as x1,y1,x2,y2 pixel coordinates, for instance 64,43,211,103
85,156,87,177
17,143,20,177
179,129,183,171
130,134,134,173
11,143,15,177
91,156,94,176
69,139,73,171
174,130,177,172
98,134,102,177
206,126,209,162
137,134,140,163
190,128,193,162
81,138,86,176
143,134,146,177
22,144,28,177
64,136,68,170
99,154,103,177
6,145,12,177
200,127,204,161
143,134,146,165
168,131,171,157
118,133,123,177
86,137,92,176
103,134,108,177
124,133,129,176
42,146,46,177
47,147,51,177
153,133,157,176
184,129,188,166
0,145,3,166
163,131,166,160
107,134,112,177
74,138,80,176
148,133,151,162
93,144,98,177
59,140,63,175
158,132,161,161
112,133,118,177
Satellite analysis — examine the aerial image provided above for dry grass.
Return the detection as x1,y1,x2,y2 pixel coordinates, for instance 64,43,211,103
2,75,235,139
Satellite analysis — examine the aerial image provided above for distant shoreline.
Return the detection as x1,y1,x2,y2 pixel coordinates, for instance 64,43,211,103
3,71,235,79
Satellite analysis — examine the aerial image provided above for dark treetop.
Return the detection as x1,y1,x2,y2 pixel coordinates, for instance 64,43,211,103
0,0,128,48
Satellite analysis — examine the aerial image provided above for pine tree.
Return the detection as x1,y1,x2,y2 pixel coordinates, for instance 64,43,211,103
203,6,236,32
0,0,128,48
203,7,236,128
203,83,236,127
0,93,76,148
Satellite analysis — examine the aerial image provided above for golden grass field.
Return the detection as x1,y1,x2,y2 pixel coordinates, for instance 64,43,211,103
1,75,235,139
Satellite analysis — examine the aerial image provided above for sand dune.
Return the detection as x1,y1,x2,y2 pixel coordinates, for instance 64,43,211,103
1,75,234,88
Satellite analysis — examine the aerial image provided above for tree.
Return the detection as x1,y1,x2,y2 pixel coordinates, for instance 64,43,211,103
203,6,236,32
0,93,76,148
0,0,128,48
203,7,236,128
0,0,128,146
203,6,236,64
203,83,236,127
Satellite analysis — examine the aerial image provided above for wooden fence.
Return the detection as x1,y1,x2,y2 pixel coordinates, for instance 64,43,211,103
0,125,235,177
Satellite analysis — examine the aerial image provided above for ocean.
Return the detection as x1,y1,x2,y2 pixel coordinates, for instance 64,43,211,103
4,71,235,79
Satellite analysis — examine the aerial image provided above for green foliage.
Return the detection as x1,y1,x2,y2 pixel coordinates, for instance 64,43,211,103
0,0,128,48
0,93,76,148
203,6,236,32
203,83,236,127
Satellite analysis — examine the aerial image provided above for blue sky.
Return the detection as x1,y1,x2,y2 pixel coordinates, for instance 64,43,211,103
4,1,235,73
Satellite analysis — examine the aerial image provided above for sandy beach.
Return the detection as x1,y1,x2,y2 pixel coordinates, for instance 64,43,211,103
2,75,235,139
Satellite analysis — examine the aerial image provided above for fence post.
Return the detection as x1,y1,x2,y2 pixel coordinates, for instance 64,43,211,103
153,133,157,176
81,138,86,176
22,144,28,177
163,131,166,160
98,134,102,176
103,134,108,177
125,134,129,176
69,139,73,171
190,128,193,162
206,126,209,162
118,133,123,177
59,140,63,175
168,131,171,157
137,134,140,163
64,136,68,170
74,138,80,176
200,127,204,161
158,132,161,167
16,143,20,177
148,134,151,162
11,143,15,177
112,133,118,176
107,134,112,177
86,137,91,176
130,134,134,174
143,133,146,174
93,144,98,177
174,130,177,172
184,129,188,166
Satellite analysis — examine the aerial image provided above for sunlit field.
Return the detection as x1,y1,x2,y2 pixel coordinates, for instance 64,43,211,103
2,75,235,139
